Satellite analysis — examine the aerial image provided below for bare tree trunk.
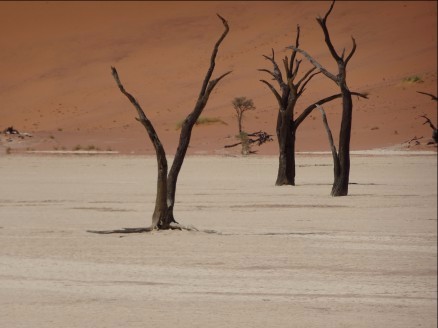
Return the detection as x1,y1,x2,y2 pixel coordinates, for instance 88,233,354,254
276,110,296,185
237,113,243,134
331,84,352,196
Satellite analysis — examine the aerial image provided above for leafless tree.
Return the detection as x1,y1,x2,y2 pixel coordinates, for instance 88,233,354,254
89,15,231,234
288,0,362,196
416,91,437,143
419,115,437,143
225,130,273,154
260,24,367,186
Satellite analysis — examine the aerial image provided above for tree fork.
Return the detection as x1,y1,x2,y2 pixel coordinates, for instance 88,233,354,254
88,15,231,234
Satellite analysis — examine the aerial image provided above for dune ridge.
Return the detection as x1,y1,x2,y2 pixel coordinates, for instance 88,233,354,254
0,1,436,155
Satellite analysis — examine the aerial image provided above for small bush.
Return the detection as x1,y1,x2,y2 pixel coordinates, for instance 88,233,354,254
175,116,227,130
73,145,82,151
237,132,251,155
402,75,423,84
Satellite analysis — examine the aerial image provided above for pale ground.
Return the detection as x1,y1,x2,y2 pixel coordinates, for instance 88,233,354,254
0,153,436,327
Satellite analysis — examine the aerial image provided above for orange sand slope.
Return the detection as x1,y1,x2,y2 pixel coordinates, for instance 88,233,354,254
0,1,436,155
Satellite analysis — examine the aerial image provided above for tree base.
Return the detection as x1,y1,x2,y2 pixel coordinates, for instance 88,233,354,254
87,222,218,234
275,180,295,186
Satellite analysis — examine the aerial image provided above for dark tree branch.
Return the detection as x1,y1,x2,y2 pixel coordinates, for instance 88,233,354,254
287,45,337,82
345,37,357,66
316,0,341,63
260,79,282,107
316,104,338,157
283,56,291,79
419,115,437,131
417,91,438,101
295,91,368,129
262,49,286,88
258,68,277,81
199,14,229,98
297,71,321,97
111,66,168,230
111,67,167,163
290,59,302,82
297,67,319,91
206,71,232,95
316,104,340,180
321,0,335,23
290,24,301,74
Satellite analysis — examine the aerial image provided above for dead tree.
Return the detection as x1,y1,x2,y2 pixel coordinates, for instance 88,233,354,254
88,15,230,234
224,130,273,154
260,24,367,186
288,0,361,196
416,92,437,143
419,115,437,143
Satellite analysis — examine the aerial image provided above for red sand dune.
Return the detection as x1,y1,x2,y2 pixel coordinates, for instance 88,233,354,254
0,1,436,155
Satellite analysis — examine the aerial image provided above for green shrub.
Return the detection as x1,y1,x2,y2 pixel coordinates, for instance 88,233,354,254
402,75,423,84
175,116,227,130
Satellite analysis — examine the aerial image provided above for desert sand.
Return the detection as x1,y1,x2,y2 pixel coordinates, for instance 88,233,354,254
0,1,437,327
0,1,437,155
0,153,436,327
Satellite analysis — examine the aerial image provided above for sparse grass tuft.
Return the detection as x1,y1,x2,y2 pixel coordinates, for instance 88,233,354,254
402,75,423,84
175,116,227,130
73,145,82,151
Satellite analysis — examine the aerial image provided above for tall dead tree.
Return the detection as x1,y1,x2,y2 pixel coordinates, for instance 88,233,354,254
89,15,230,234
260,24,366,186
288,0,360,196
